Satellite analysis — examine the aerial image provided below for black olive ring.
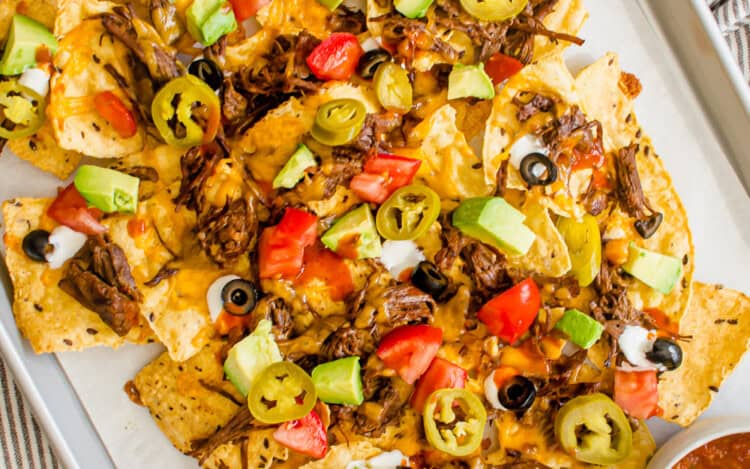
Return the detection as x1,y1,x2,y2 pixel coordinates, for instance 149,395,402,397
519,152,558,187
357,49,391,79
188,58,224,91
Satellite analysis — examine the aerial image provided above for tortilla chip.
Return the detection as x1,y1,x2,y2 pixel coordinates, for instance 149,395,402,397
132,339,243,453
1,198,153,352
224,28,277,72
658,283,750,426
256,0,331,38
0,0,56,43
412,104,492,199
7,122,83,179
202,430,290,469
575,53,694,323
533,0,588,60
508,198,572,277
49,17,145,158
613,423,657,469
54,0,117,36
298,441,383,469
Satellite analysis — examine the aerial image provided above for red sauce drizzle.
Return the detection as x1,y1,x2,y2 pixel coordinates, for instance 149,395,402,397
127,218,147,238
295,243,353,301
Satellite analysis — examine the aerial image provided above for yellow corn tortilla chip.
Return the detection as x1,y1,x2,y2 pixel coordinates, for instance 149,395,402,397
659,283,750,426
7,121,83,180
412,104,492,199
0,0,56,43
1,198,153,352
508,198,572,277
256,0,331,39
132,339,243,454
202,429,290,469
49,17,145,158
533,0,588,60
298,441,384,469
224,28,277,72
575,53,694,323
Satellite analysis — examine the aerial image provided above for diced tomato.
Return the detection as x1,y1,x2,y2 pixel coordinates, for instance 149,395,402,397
614,369,659,420
296,243,354,301
349,172,391,204
350,153,422,203
410,357,467,412
258,208,318,279
47,184,106,235
478,278,541,345
364,153,422,189
228,0,270,21
484,52,524,85
94,91,137,138
273,409,328,459
306,33,363,81
376,325,442,384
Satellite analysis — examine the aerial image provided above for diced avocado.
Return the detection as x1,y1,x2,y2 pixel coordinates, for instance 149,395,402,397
73,165,140,214
272,144,317,189
0,15,58,76
394,0,435,18
622,242,683,294
554,309,603,349
311,357,364,405
321,204,382,259
186,0,237,46
447,63,495,100
224,320,282,396
317,0,344,11
452,197,535,256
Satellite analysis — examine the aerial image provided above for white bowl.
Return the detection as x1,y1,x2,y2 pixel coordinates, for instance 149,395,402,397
647,417,750,468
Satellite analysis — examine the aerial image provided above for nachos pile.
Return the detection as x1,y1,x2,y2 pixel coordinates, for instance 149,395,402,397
1,0,750,467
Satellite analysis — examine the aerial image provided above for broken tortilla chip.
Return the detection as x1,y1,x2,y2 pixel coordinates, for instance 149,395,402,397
7,122,83,180
2,198,153,352
132,339,243,454
658,283,750,427
508,198,572,277
256,0,331,39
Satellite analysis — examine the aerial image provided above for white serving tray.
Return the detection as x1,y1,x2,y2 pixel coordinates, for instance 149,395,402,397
1,0,750,467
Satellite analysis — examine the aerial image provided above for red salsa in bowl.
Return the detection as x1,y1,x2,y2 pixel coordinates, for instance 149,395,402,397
674,432,750,469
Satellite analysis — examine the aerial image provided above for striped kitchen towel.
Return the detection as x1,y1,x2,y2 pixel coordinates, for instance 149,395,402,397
711,0,750,82
0,356,59,469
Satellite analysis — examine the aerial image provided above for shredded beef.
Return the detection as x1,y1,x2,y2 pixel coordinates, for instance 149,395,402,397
327,7,367,34
582,180,610,216
197,197,257,266
59,235,142,336
322,326,376,359
236,32,321,96
101,6,181,84
144,265,178,287
189,407,269,463
150,0,183,45
176,142,258,266
124,165,159,182
293,354,327,374
381,284,435,325
514,93,556,122
264,296,294,340
432,0,510,62
205,36,227,68
221,77,248,123
353,377,408,437
614,143,663,238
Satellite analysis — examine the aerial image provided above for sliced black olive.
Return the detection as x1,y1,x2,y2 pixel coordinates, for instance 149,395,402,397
22,229,50,262
188,59,223,91
411,261,448,300
499,376,536,411
646,338,682,371
221,279,258,316
634,212,663,239
519,153,557,186
357,49,390,79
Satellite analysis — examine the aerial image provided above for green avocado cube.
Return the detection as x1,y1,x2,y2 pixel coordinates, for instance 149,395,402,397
452,197,535,256
311,357,364,405
224,320,282,396
622,242,683,294
0,15,58,76
447,63,495,100
321,204,382,259
272,144,317,189
317,0,345,11
394,0,435,18
73,165,140,214
554,309,603,350
186,0,237,46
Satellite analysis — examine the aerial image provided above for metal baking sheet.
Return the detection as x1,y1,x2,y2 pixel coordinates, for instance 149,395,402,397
1,0,750,467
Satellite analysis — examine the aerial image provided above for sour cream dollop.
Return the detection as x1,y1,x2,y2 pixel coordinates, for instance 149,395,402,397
45,225,87,269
